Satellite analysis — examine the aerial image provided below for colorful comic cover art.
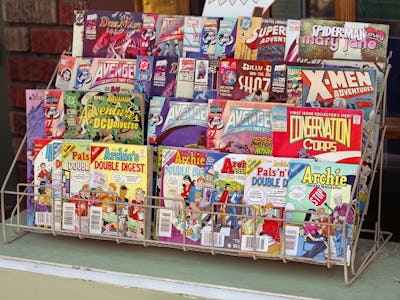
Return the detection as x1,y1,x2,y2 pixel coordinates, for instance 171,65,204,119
26,90,45,226
55,54,77,90
134,56,154,106
63,91,145,144
157,147,208,245
214,17,237,59
75,57,137,94
61,140,91,232
256,18,287,63
72,10,85,57
44,90,64,139
269,63,287,103
153,14,184,57
82,10,143,59
147,97,208,148
217,58,273,101
201,152,248,250
207,99,289,155
284,160,360,263
89,143,150,238
183,16,204,58
286,64,303,106
234,16,262,60
151,56,179,97
193,58,219,100
284,19,301,62
298,19,390,63
139,13,158,56
272,106,363,164
199,17,219,58
175,57,196,98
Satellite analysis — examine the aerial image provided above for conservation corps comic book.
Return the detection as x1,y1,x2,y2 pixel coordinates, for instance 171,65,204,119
63,91,145,144
82,10,143,59
284,160,360,264
298,19,390,63
272,106,363,164
147,97,208,148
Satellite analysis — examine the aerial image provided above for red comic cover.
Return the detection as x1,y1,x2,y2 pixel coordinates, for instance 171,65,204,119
272,106,363,164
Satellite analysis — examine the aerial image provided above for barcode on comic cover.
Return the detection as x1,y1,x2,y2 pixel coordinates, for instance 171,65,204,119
241,235,269,252
89,206,102,234
284,225,299,256
35,212,52,227
158,209,172,237
62,202,75,231
55,200,62,230
201,232,225,247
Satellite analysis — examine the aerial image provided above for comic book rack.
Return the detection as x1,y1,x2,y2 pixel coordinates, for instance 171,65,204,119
0,55,393,287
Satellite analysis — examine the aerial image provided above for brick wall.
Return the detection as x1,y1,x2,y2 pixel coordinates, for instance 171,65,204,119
2,0,88,183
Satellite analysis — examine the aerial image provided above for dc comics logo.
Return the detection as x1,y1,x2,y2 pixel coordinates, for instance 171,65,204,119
240,17,252,30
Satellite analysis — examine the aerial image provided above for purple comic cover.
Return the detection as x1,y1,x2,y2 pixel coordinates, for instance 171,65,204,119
147,97,208,148
26,89,46,226
82,10,143,59
150,56,179,97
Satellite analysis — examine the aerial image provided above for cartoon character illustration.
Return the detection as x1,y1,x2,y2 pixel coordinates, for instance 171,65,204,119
259,203,280,242
302,209,327,258
226,187,241,229
181,175,196,206
129,187,145,222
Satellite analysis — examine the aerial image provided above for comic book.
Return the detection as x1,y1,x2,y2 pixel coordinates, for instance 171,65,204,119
284,19,301,62
33,139,62,228
26,89,45,226
156,147,208,245
183,16,204,58
89,142,152,238
240,156,292,255
199,17,219,58
44,90,64,139
82,10,143,59
61,140,91,232
152,14,184,57
214,17,237,59
256,18,287,63
55,54,77,90
139,13,158,56
72,10,85,57
207,99,290,155
201,152,248,250
217,58,273,101
193,58,219,100
286,64,303,106
147,97,208,148
134,56,154,106
234,16,262,60
174,57,196,98
283,160,360,263
150,56,179,97
63,91,145,144
269,63,287,103
298,19,390,63
73,57,137,94
271,106,363,164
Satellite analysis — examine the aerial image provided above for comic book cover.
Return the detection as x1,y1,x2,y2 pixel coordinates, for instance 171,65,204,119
271,106,363,164
183,16,204,58
82,10,143,58
139,13,158,56
284,19,301,62
72,10,85,57
61,140,91,232
63,91,145,144
152,14,184,57
193,58,219,100
74,57,137,95
269,63,287,103
207,99,290,155
33,139,62,228
200,152,248,250
234,16,262,60
240,156,292,255
286,64,303,106
199,17,219,58
256,18,287,63
89,142,151,238
283,160,360,263
26,90,45,226
44,90,64,139
214,17,237,59
298,19,390,63
134,56,154,106
150,56,179,97
55,54,77,90
217,58,273,101
147,97,208,148
175,57,196,98
157,147,208,245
